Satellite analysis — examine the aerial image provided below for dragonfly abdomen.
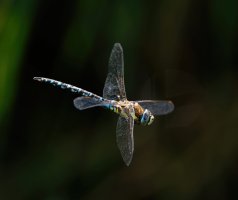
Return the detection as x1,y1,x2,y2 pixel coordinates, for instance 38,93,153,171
33,77,105,101
104,103,122,115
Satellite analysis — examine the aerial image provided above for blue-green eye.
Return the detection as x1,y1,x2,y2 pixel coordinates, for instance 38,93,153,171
140,109,155,125
140,109,150,125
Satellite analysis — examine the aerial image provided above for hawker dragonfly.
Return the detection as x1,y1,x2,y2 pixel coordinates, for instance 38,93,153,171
34,43,174,166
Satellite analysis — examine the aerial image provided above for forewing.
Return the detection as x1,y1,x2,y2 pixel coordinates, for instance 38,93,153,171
135,100,174,115
73,97,107,110
116,106,134,166
103,43,126,100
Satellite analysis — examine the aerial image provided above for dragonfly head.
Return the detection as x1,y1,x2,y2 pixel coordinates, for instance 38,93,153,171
140,109,155,126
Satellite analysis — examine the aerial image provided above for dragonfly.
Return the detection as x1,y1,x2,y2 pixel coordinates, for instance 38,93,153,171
34,43,174,166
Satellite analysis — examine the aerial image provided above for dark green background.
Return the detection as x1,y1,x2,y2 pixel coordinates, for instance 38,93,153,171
1,0,238,199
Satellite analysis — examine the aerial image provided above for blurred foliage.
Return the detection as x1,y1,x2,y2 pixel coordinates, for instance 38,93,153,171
0,0,238,200
0,0,37,156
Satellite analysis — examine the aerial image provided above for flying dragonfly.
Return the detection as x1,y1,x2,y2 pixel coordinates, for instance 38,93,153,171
33,43,174,166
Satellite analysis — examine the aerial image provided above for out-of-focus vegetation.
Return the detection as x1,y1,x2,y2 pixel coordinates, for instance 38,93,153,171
0,0,238,199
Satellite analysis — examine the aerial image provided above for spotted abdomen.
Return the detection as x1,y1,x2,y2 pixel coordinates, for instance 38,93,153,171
106,104,122,115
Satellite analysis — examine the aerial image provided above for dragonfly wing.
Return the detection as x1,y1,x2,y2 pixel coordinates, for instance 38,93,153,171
135,100,174,115
73,97,107,110
103,43,127,101
116,106,134,166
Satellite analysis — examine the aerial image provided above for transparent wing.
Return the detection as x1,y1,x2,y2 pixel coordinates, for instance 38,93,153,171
103,43,127,101
116,105,134,166
73,97,108,110
135,100,174,115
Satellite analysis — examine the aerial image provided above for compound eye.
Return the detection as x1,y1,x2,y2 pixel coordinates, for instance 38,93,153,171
141,109,152,125
143,113,149,121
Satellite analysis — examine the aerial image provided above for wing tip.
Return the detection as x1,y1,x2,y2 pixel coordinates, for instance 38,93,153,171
118,148,133,166
73,97,84,110
113,43,123,51
123,156,133,166
168,100,175,113
125,161,131,166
